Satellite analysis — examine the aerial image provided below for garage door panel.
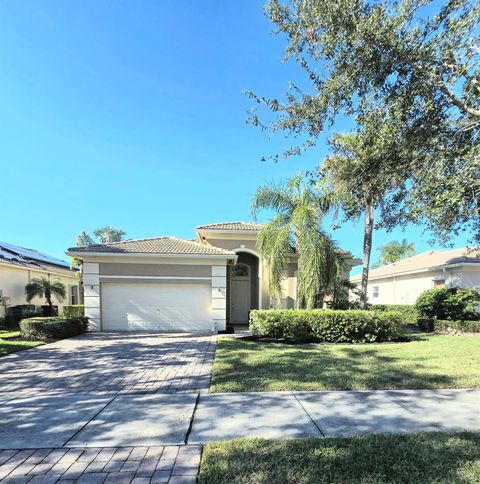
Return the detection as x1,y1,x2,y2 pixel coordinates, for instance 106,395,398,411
102,283,212,331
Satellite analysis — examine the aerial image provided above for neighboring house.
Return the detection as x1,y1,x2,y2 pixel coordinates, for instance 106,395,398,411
0,241,80,317
350,247,480,305
67,222,361,332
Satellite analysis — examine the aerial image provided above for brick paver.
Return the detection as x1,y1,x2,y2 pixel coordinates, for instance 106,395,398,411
0,332,216,396
0,333,212,482
0,446,202,483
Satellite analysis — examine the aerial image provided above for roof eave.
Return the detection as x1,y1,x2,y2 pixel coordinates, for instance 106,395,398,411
350,261,480,282
66,250,237,259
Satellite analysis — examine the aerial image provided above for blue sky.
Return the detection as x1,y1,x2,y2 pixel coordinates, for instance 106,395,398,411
0,1,471,275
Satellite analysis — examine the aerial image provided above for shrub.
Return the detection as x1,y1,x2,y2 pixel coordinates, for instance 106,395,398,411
415,287,480,321
370,304,418,324
249,309,404,343
63,305,85,318
417,318,435,332
5,304,37,323
19,317,87,340
434,319,480,333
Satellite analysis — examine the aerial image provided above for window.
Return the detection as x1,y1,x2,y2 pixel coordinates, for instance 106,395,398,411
434,279,445,289
372,286,379,298
70,285,78,304
231,264,249,277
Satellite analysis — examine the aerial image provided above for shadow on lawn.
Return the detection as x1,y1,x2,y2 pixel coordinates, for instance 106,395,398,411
199,432,480,484
212,336,464,391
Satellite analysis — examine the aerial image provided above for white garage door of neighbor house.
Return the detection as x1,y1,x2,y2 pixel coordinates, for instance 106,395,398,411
101,282,212,331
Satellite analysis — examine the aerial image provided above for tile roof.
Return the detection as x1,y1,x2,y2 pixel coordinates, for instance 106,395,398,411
196,221,263,231
351,247,480,281
68,236,236,256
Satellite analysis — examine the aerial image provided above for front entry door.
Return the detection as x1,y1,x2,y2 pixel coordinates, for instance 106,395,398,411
230,263,251,323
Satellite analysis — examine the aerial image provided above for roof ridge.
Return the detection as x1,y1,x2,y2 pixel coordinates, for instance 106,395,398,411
79,235,175,248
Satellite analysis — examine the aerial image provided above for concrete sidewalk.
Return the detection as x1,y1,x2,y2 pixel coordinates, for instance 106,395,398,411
188,388,480,443
1,389,480,482
1,389,480,450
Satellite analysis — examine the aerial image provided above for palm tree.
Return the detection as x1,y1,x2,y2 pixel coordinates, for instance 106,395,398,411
374,239,415,267
93,226,126,243
25,277,66,313
251,174,343,309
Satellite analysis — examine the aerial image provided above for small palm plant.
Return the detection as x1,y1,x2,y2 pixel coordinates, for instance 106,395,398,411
252,173,344,309
25,277,66,314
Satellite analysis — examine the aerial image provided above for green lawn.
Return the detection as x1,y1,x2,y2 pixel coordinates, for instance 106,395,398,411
199,432,480,483
210,333,480,392
0,330,44,357
0,330,21,339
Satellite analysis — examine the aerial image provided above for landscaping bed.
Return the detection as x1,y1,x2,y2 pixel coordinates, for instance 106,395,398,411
210,333,480,392
199,432,480,483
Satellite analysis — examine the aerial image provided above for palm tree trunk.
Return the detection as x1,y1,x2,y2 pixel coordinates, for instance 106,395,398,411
45,286,53,309
360,201,374,309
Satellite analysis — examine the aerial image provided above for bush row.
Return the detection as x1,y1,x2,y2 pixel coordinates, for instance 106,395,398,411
418,318,480,333
249,309,404,343
370,304,418,324
19,317,88,340
63,305,85,318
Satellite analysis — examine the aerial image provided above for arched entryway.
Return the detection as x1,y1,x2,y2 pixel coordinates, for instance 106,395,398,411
228,251,260,324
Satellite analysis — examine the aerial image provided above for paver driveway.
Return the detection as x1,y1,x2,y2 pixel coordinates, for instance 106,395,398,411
0,332,216,396
0,332,216,483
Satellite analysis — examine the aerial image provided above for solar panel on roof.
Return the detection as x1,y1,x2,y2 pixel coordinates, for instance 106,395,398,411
0,248,23,261
0,241,70,268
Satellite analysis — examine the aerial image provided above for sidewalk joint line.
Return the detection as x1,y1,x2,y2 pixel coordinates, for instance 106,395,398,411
292,392,325,438
184,393,200,445
60,394,119,448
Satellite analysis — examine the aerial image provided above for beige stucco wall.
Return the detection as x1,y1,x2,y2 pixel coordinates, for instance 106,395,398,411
0,262,79,316
99,263,211,277
206,234,357,309
204,234,272,309
352,266,480,305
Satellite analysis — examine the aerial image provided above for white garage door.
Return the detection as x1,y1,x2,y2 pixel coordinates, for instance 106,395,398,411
101,282,212,331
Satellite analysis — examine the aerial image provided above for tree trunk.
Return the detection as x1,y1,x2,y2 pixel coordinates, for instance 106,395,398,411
45,287,53,308
360,202,374,309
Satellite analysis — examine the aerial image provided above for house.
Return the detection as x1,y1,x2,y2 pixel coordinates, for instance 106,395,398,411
0,241,80,317
350,247,480,305
67,222,361,332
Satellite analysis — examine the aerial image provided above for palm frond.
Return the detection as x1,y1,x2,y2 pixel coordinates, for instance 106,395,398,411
257,216,293,303
251,181,295,220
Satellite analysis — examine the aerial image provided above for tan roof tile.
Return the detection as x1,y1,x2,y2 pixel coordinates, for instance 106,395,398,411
351,247,480,281
68,236,236,256
196,221,262,231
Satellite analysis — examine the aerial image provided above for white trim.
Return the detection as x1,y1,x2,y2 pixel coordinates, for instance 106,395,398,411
99,275,211,280
67,251,236,260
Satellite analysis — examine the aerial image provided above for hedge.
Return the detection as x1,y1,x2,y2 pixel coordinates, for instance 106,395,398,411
63,305,85,318
370,304,418,325
19,317,87,340
435,319,480,333
5,304,38,323
249,309,404,343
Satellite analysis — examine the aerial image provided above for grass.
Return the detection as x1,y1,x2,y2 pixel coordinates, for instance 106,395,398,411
210,333,480,392
199,432,480,483
0,330,44,357
0,330,21,339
